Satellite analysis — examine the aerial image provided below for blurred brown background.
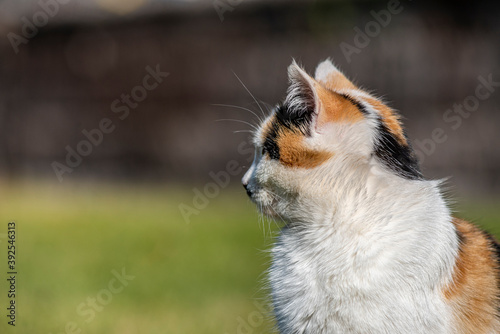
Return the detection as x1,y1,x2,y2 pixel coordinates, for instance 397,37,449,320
0,0,499,197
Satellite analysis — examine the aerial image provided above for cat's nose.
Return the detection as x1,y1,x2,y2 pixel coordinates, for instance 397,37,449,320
243,183,252,197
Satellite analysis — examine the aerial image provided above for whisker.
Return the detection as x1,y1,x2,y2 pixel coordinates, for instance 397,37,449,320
212,103,264,123
257,203,266,236
233,130,255,134
260,210,272,238
259,198,273,237
256,100,275,114
232,71,266,118
265,190,289,227
215,118,259,132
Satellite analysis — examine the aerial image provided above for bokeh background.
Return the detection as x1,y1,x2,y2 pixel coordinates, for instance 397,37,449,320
0,0,499,333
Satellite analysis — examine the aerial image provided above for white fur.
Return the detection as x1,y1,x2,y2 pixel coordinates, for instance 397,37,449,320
242,62,462,334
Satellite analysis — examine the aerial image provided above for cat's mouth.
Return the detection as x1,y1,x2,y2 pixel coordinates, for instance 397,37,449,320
243,182,281,218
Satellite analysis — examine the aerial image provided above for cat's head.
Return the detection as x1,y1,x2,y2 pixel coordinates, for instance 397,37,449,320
242,60,421,221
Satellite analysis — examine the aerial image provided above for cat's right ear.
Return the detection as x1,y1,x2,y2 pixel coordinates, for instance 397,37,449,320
314,59,356,91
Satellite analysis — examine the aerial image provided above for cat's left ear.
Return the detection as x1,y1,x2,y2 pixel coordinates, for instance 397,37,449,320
279,61,321,134
282,60,359,135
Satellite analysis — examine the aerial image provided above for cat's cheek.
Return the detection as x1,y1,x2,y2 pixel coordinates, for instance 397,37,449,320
254,161,276,185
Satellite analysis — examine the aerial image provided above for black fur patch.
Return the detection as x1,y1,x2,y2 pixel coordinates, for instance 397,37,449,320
277,99,314,136
485,233,500,256
263,117,281,160
456,229,465,246
276,93,370,136
338,93,370,116
483,231,500,315
484,232,500,270
374,121,423,180
263,99,315,160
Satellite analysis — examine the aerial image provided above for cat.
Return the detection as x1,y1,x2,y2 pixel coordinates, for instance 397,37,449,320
242,59,500,334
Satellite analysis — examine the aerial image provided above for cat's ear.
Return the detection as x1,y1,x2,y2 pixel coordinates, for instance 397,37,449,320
314,59,356,91
280,61,320,132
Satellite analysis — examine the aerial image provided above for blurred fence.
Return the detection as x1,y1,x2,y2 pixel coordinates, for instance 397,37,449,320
0,0,499,196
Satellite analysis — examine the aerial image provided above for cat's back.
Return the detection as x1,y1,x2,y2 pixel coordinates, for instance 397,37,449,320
445,218,500,333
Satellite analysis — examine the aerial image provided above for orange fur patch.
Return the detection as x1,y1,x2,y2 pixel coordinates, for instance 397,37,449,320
319,72,357,91
364,97,407,145
260,115,332,169
276,129,332,168
315,83,364,126
315,68,406,145
443,218,500,333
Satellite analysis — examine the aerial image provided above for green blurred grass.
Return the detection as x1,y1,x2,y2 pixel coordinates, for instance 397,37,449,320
0,180,277,334
0,180,498,334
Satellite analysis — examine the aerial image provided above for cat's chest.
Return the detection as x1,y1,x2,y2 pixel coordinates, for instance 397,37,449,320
269,229,451,334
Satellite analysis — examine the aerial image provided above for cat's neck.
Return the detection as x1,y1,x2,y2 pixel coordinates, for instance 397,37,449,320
277,163,458,285
288,162,450,233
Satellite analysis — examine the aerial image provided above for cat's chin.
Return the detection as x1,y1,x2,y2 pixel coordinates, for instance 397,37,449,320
258,205,277,218
256,203,283,220
249,190,284,219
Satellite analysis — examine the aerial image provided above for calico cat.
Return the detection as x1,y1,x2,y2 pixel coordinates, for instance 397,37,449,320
242,60,500,334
